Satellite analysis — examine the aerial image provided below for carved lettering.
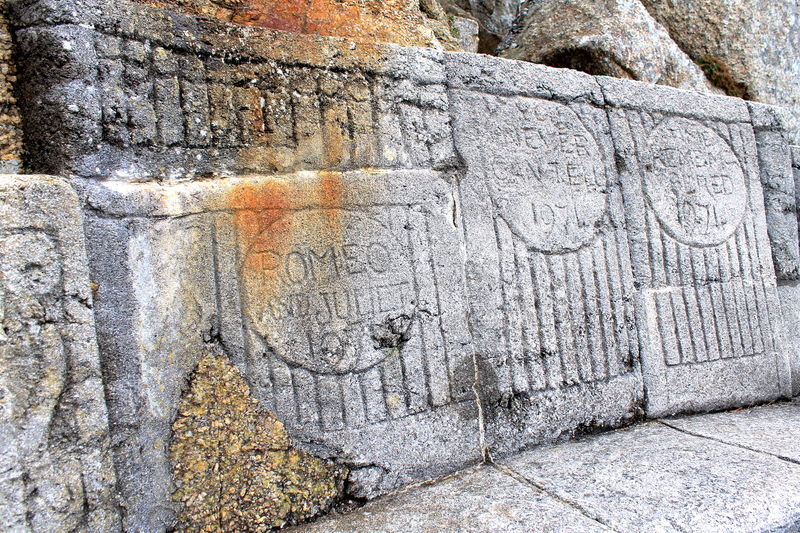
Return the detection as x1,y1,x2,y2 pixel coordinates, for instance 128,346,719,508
241,209,416,375
645,118,747,246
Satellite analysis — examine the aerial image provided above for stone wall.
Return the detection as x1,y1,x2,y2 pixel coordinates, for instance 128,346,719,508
0,175,120,530
2,0,799,531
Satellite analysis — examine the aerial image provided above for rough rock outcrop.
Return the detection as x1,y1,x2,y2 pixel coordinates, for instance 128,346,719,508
499,0,715,93
0,4,22,172
641,0,800,144
170,353,346,531
439,0,522,52
140,0,465,50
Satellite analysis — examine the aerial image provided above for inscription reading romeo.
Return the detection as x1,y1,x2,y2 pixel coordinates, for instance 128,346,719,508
241,209,415,375
486,98,608,253
645,117,747,246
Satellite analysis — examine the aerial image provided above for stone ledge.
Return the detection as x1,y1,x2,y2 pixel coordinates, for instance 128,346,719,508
297,400,800,532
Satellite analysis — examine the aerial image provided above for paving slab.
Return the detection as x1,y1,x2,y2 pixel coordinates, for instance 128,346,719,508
504,419,800,533
291,466,610,533
663,399,800,464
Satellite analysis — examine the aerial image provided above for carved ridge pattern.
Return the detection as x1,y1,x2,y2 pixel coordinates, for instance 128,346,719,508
631,110,779,367
494,218,637,394
231,206,451,433
92,30,453,175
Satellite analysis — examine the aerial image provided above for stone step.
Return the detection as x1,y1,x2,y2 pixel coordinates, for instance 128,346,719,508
294,399,800,532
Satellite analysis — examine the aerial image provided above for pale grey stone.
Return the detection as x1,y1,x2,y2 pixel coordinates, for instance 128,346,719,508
778,285,800,397
446,53,643,457
11,0,456,180
664,399,800,462
290,466,610,533
0,175,121,532
749,103,800,281
504,422,800,533
78,170,481,531
452,15,479,53
605,79,792,416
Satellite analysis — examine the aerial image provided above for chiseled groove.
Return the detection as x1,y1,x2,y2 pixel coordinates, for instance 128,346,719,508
490,462,619,532
657,420,800,467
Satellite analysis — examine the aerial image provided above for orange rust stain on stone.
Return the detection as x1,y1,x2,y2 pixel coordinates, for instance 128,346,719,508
139,0,444,49
228,179,292,278
228,173,347,295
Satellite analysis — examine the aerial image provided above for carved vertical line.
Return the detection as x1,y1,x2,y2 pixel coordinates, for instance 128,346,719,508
743,216,775,352
736,222,764,355
592,240,616,378
691,247,721,361
341,373,367,428
530,252,561,389
615,227,639,371
701,248,727,361
290,367,320,428
717,240,746,358
580,245,607,381
496,218,528,394
565,251,592,384
317,374,345,431
604,233,629,377
677,244,707,363
404,210,433,410
514,238,546,391
550,254,579,386
727,236,755,355
361,366,388,423
734,227,764,354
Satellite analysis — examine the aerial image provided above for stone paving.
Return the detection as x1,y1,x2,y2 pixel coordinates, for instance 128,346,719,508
295,399,800,532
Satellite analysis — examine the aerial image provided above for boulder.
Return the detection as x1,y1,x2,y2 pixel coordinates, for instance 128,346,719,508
641,0,800,144
139,0,465,50
499,0,715,93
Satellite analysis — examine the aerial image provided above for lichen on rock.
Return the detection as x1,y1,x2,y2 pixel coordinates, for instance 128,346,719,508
170,353,347,531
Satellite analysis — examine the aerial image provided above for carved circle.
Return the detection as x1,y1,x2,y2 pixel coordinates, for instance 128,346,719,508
485,100,609,254
644,117,747,247
241,209,416,375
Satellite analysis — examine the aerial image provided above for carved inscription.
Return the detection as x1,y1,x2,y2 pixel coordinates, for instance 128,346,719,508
645,117,747,247
483,97,608,253
241,209,415,375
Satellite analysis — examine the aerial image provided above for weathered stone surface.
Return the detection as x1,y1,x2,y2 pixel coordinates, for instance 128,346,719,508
641,0,800,145
664,400,800,462
439,0,522,52
447,53,644,456
79,170,480,531
0,175,121,531
137,0,463,51
452,15,479,54
499,0,715,94
11,0,457,180
291,466,609,533
778,285,800,397
504,422,800,532
749,102,800,281
0,4,22,172
170,353,346,531
604,77,792,416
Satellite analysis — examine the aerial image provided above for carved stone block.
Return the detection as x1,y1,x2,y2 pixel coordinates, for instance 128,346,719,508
0,175,120,531
79,169,480,531
603,78,792,416
447,54,644,456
